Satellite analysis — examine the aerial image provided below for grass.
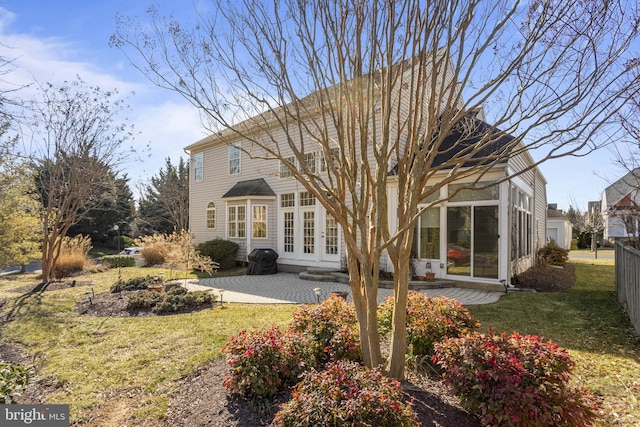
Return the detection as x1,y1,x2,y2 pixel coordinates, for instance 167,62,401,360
0,266,297,424
469,257,640,426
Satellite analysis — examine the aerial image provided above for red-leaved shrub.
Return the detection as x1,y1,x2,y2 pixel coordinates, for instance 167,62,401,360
289,295,361,365
378,292,480,357
433,329,599,426
273,360,419,427
221,326,313,401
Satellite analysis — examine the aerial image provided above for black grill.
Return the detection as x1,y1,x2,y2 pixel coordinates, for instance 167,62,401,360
247,248,279,275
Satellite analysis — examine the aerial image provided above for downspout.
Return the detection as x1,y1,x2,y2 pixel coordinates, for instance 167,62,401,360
506,173,513,289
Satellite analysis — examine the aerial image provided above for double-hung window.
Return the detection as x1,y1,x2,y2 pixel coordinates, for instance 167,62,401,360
229,144,241,175
206,202,216,229
253,205,267,238
193,153,203,182
228,205,246,238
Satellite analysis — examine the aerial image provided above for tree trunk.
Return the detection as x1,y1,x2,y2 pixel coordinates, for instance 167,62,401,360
346,248,383,369
386,251,410,379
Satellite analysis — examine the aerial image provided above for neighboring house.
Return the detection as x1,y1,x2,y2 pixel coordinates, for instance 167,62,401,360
601,168,640,244
185,63,547,288
547,204,572,250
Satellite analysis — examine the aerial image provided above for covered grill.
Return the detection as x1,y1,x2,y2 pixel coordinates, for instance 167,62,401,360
247,248,279,275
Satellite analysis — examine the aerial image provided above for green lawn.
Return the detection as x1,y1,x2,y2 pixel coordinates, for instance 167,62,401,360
469,258,640,426
1,260,638,426
0,268,297,424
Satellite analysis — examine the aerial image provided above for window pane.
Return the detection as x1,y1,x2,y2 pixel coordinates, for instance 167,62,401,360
447,206,471,276
207,204,216,229
473,206,499,279
281,193,295,207
238,206,246,238
280,157,294,178
229,145,241,174
325,215,339,255
194,153,203,182
253,206,267,238
284,211,295,252
303,211,315,254
300,191,316,206
419,208,440,259
448,182,499,202
303,152,316,173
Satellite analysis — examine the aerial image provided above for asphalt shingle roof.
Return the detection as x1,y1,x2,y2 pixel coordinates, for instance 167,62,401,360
222,178,276,198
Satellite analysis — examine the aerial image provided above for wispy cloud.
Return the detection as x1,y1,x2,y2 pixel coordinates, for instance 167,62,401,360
0,6,204,190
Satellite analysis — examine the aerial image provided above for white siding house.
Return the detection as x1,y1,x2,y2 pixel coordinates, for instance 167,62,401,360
601,168,640,244
547,204,573,250
185,62,547,288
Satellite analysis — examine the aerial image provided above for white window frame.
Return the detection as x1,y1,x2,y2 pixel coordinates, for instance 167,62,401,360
252,205,268,239
280,156,295,178
303,152,317,174
193,153,203,182
206,201,216,229
229,144,241,175
228,205,246,238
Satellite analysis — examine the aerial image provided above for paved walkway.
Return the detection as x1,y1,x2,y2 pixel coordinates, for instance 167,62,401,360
183,273,503,305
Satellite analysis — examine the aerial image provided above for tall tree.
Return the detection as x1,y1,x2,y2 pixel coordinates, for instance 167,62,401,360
28,77,134,282
0,125,41,270
67,173,135,245
112,0,640,377
137,157,189,234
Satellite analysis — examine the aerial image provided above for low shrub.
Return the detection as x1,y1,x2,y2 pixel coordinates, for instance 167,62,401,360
0,360,31,404
433,330,599,427
197,238,239,270
110,275,158,293
125,287,216,313
273,360,419,427
538,240,569,266
101,255,135,268
378,292,480,357
152,288,216,314
222,326,313,402
121,235,135,249
127,290,164,310
289,295,361,365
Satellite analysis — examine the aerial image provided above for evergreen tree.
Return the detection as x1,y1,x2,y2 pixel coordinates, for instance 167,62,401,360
137,157,189,235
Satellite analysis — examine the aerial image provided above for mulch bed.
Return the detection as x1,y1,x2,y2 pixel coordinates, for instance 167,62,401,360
1,264,575,426
512,264,576,292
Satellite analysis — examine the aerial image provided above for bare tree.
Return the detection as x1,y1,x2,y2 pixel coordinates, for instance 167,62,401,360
28,77,134,283
112,0,640,377
610,112,640,248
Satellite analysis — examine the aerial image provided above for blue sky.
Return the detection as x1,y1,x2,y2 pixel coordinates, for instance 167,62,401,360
0,1,631,210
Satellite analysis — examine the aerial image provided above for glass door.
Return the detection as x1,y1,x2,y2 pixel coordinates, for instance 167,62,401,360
446,205,498,279
473,206,499,279
322,211,340,262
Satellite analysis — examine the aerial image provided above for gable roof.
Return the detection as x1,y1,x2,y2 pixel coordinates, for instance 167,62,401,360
547,208,566,218
432,114,515,168
222,178,276,199
603,168,640,208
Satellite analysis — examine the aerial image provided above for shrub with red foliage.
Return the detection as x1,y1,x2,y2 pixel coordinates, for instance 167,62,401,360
221,326,313,401
273,360,419,427
289,295,361,365
378,292,480,357
433,329,599,426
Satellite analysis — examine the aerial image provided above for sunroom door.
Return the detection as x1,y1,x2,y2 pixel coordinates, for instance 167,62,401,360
446,205,499,279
